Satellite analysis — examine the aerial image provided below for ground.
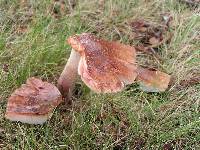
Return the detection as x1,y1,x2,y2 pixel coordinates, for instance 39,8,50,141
0,0,200,149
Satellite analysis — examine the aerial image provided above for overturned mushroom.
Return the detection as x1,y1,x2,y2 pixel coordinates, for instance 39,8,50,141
5,77,62,124
58,33,171,97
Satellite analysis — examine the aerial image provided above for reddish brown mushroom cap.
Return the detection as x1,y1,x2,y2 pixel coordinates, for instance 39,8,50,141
67,33,138,93
136,67,171,92
5,77,62,124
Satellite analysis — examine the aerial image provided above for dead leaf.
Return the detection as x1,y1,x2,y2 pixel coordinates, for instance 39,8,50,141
16,25,28,34
180,76,200,87
130,16,173,58
149,36,160,45
163,139,187,150
130,19,166,48
130,19,150,32
2,64,9,72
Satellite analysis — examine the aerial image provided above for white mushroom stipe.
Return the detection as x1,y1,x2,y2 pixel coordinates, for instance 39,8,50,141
57,49,80,99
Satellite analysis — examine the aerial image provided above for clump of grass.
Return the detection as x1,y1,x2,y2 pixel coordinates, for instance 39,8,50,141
0,0,199,149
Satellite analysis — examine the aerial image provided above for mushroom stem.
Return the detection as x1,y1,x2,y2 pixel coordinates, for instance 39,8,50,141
136,66,171,92
58,49,80,100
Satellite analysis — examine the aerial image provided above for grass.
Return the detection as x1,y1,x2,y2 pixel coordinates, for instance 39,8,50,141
0,0,200,149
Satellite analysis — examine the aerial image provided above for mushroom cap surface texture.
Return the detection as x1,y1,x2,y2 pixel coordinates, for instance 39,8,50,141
136,67,171,92
5,77,62,124
67,33,137,93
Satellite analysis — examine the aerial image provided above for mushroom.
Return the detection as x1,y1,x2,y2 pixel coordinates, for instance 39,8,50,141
58,33,170,97
5,77,62,124
136,67,171,92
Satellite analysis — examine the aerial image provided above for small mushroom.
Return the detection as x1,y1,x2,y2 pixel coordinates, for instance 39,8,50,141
5,77,62,124
136,67,171,92
58,33,171,97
